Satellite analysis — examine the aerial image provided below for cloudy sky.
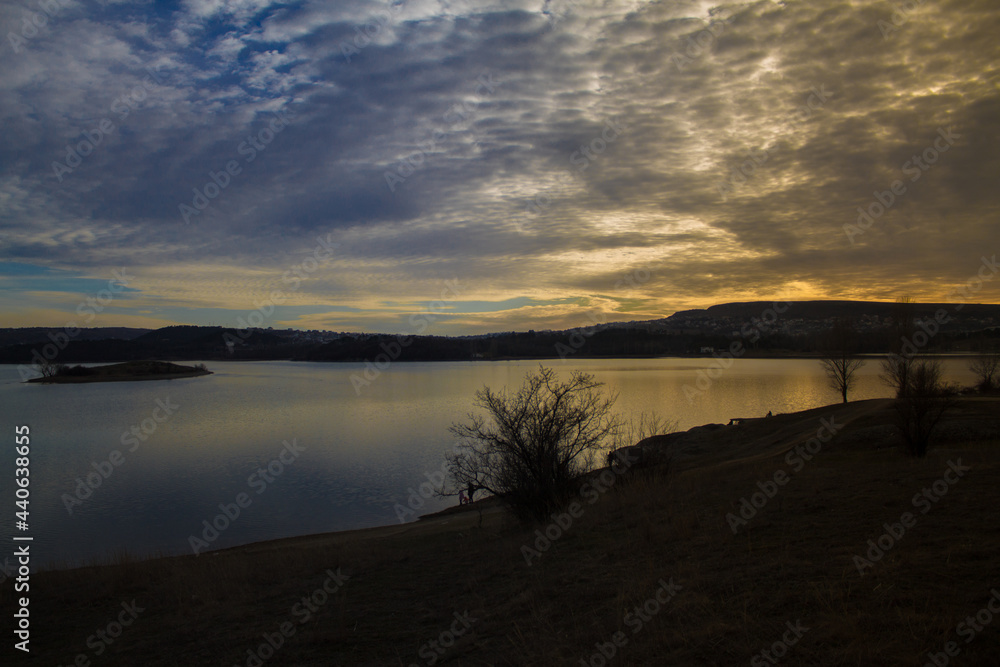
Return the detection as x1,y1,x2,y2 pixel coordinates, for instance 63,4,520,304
1,0,998,334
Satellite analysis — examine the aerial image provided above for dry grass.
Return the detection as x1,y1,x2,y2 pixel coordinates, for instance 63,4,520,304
6,397,1000,665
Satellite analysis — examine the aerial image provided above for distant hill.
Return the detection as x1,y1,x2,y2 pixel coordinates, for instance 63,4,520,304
0,325,292,364
131,325,287,351
659,300,1000,326
0,327,150,347
1,300,997,365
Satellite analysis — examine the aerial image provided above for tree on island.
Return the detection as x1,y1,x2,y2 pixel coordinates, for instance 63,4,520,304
444,365,621,522
820,318,866,403
33,358,65,378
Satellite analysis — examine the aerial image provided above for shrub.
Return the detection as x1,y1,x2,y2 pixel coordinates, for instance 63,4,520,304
446,366,621,522
892,359,955,457
969,351,999,392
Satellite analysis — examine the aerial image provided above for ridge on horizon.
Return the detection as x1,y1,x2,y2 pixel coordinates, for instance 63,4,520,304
3,298,1000,339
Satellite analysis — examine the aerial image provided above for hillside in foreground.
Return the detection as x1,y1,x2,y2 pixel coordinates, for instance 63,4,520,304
8,396,1000,665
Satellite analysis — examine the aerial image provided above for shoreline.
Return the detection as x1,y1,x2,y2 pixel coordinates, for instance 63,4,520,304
21,395,1000,665
42,488,504,574
23,399,900,572
70,394,995,568
17,351,984,366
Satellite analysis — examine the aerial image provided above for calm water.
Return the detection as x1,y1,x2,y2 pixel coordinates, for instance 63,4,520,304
0,357,977,570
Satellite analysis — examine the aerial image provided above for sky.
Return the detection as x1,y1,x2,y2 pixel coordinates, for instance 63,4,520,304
0,0,998,335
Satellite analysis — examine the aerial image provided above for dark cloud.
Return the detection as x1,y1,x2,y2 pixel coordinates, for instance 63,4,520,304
0,0,997,332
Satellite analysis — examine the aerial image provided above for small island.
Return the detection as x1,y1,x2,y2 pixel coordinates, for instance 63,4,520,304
27,360,213,384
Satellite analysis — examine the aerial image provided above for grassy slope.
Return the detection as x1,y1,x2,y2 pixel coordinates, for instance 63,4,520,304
10,397,1000,666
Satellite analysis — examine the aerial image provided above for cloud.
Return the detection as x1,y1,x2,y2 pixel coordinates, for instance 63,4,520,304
1,0,998,333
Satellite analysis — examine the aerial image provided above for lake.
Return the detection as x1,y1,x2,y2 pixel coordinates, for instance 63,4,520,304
0,356,978,570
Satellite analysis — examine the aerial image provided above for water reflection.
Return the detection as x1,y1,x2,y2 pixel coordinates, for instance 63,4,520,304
0,357,976,569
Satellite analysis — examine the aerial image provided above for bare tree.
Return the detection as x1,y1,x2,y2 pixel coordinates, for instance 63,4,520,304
880,297,917,397
969,350,1000,392
445,366,621,522
34,358,64,378
890,296,915,339
609,411,678,451
893,358,954,457
880,354,913,398
823,354,866,403
604,411,678,472
820,318,866,403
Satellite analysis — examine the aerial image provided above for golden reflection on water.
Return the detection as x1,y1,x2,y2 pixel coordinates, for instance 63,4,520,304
0,357,978,568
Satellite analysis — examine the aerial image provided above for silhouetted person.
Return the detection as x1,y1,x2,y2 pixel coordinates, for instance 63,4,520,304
466,482,480,503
